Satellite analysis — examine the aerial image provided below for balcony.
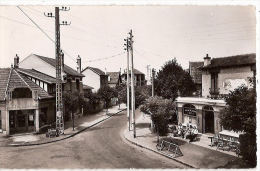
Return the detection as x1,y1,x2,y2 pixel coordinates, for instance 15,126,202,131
209,88,220,99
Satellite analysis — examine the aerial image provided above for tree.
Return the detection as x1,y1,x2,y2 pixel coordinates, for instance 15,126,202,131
154,58,196,100
140,96,176,136
63,91,85,130
118,84,150,109
97,85,117,111
219,84,256,167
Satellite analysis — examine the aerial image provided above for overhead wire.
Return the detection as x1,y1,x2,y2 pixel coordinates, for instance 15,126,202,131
17,6,76,62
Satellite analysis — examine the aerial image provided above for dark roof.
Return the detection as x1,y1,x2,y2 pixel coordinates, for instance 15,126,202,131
122,68,144,75
0,68,53,101
189,62,203,84
201,53,256,70
107,72,120,84
83,84,94,90
17,68,56,84
82,67,106,75
33,54,84,77
0,68,11,101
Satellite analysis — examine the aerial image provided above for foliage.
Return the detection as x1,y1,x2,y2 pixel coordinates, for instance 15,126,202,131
154,58,196,100
118,84,150,109
97,85,117,109
219,85,256,166
63,91,85,120
140,96,176,136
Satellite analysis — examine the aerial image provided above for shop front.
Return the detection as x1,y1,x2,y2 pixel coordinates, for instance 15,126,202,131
9,110,36,134
176,97,226,134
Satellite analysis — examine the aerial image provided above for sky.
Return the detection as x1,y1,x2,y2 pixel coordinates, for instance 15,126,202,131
0,5,256,77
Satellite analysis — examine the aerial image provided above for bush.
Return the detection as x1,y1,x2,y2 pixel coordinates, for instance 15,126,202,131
239,133,256,167
140,96,176,136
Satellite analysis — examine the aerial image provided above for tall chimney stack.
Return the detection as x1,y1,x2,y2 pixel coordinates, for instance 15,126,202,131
203,53,211,66
14,54,19,68
77,55,81,73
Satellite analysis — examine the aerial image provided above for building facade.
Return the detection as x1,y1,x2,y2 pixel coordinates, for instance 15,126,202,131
0,67,55,135
107,72,122,88
176,53,256,134
121,68,146,86
19,54,84,94
81,67,108,92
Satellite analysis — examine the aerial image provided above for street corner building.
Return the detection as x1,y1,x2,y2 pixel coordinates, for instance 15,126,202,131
0,67,55,135
176,53,256,137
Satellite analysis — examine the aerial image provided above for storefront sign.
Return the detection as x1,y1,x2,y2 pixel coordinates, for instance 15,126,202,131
29,114,34,121
183,107,196,116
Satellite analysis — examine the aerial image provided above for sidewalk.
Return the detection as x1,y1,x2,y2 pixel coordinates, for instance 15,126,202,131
0,104,126,147
124,110,242,169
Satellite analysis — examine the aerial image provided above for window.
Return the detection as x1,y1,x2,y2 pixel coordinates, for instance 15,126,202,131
76,79,80,90
211,73,218,90
12,88,32,98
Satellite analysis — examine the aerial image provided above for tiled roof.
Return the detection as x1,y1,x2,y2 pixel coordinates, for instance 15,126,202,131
0,68,11,101
201,53,256,70
83,84,94,90
0,68,53,101
17,68,56,84
107,72,120,84
82,67,106,75
189,62,203,84
33,54,84,77
122,68,144,75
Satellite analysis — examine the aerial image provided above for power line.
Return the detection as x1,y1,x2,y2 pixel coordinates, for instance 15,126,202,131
82,52,125,63
16,6,76,62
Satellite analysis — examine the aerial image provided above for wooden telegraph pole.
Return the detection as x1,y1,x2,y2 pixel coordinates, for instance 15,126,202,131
124,37,131,131
152,68,155,97
129,30,136,138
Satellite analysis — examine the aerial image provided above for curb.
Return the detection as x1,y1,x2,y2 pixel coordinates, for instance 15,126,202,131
123,130,195,169
7,108,126,147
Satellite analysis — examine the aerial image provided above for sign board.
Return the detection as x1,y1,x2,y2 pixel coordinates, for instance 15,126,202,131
183,107,196,116
29,114,34,121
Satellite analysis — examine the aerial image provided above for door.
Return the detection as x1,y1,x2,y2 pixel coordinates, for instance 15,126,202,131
205,111,214,133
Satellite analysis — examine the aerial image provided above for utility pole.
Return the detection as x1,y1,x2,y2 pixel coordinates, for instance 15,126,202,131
152,68,155,97
44,6,70,135
124,37,131,131
146,65,150,85
129,29,136,138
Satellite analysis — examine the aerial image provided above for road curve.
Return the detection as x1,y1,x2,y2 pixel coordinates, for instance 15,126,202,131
0,111,187,169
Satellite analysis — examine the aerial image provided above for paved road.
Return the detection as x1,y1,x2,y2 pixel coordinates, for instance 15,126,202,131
0,111,187,169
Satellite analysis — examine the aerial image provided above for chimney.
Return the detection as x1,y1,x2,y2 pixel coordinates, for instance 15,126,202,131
60,50,64,72
76,55,81,73
203,53,211,66
14,54,19,68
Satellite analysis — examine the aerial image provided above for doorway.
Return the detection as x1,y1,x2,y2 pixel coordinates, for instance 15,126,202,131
203,106,215,134
9,110,35,134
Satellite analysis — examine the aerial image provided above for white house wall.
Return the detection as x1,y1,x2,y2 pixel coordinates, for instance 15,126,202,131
19,54,66,80
218,66,253,94
202,71,211,97
82,69,100,92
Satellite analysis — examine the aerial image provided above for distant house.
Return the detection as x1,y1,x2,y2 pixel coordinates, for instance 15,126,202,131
19,54,85,94
81,67,108,92
121,68,146,86
83,84,94,94
188,61,204,96
176,53,256,134
107,72,122,88
0,66,55,135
